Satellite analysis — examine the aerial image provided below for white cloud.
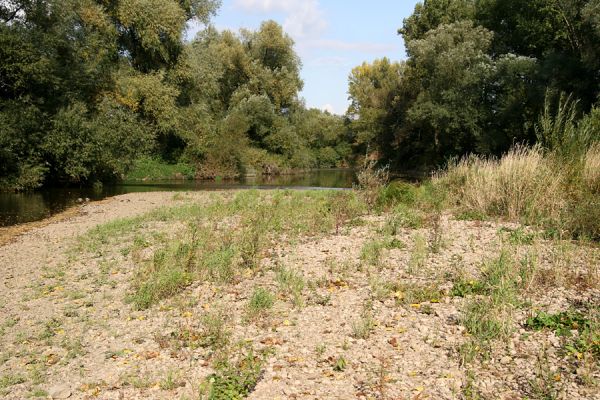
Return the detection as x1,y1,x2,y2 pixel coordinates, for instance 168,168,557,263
233,0,327,38
322,104,335,114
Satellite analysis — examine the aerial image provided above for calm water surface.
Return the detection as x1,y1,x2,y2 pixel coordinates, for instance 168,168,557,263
0,169,356,227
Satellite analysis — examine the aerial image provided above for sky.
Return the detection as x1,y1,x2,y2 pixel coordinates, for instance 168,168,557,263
187,0,420,115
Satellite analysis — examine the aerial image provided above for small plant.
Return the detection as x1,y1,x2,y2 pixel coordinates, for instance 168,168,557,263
408,233,427,273
351,303,375,339
499,227,535,245
201,344,263,400
0,373,25,389
525,347,563,400
332,356,347,372
327,191,363,234
355,160,389,211
456,210,487,221
39,317,62,340
315,343,327,358
276,266,305,307
360,239,385,266
360,237,405,267
450,278,485,297
396,283,444,305
159,370,182,390
246,288,274,320
526,309,599,360
200,310,231,351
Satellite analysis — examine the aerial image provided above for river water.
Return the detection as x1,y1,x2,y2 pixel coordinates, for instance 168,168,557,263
0,169,356,227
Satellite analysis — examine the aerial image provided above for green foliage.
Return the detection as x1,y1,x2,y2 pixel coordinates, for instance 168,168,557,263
0,1,353,191
276,267,305,307
125,157,196,180
450,279,485,297
526,310,591,337
246,288,275,319
349,0,600,172
526,309,600,359
202,344,263,400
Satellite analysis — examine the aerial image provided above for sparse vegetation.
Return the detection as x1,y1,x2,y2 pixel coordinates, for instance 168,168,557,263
201,344,263,400
246,288,275,320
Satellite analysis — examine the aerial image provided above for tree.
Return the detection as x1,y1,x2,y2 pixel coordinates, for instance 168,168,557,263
347,58,405,160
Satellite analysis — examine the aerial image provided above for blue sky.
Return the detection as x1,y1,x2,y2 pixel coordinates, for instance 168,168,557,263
187,0,420,114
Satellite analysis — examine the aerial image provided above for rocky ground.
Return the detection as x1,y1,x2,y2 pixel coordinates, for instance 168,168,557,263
0,191,598,399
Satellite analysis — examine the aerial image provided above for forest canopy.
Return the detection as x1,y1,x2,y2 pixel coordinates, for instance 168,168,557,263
2,0,599,190
348,0,600,170
0,0,352,190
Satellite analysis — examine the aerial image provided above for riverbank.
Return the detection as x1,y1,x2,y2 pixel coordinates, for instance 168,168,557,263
0,189,598,399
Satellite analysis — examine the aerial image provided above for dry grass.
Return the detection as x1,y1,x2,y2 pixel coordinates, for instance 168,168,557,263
583,143,600,193
440,146,564,222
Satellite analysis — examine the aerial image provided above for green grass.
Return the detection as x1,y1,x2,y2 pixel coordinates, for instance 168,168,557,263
276,266,305,307
407,233,428,273
0,373,25,389
351,302,375,339
107,190,367,310
360,236,405,267
526,309,600,360
459,248,537,361
125,157,196,181
246,288,275,320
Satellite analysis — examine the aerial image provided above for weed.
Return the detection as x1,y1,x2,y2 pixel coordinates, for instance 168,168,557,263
525,347,563,400
389,203,424,231
369,276,397,301
360,239,385,267
315,344,327,358
526,309,599,360
396,283,444,305
276,266,305,307
30,388,48,398
0,374,25,389
499,227,535,245
327,191,364,234
462,370,482,399
62,337,86,360
377,181,418,209
246,288,275,320
355,160,389,211
199,310,231,351
39,318,62,340
200,343,263,400
429,209,444,253
360,237,405,267
456,210,487,221
450,278,485,297
408,234,427,273
332,356,347,372
159,370,182,390
351,302,375,339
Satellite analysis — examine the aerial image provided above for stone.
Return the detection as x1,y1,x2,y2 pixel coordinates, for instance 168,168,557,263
49,384,71,399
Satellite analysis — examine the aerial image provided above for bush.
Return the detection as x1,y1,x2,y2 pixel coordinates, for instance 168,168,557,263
377,181,418,209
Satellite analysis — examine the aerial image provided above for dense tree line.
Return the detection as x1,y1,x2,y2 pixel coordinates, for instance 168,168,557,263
348,0,600,170
0,1,352,190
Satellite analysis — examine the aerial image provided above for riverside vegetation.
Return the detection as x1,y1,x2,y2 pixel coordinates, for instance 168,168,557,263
0,138,598,398
1,0,599,398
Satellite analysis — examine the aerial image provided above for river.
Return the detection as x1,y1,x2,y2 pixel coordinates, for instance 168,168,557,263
0,169,356,227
